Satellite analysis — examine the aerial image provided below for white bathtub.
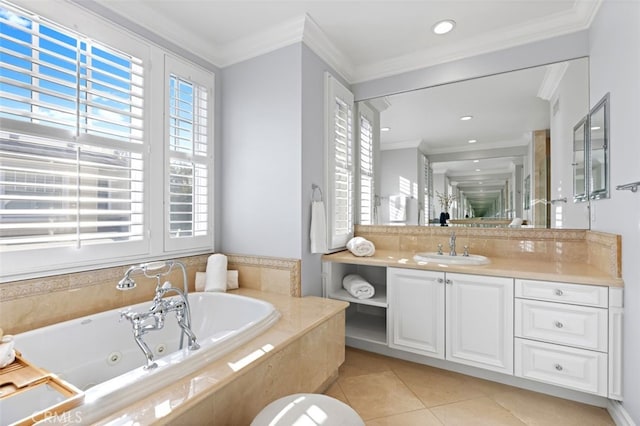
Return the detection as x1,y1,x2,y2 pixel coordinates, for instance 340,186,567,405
9,292,280,424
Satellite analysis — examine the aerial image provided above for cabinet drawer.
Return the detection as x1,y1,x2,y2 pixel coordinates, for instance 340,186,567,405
515,300,607,351
515,338,607,396
515,279,608,307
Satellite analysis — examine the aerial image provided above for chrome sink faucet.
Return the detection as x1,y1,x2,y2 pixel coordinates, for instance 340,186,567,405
117,260,199,369
449,231,457,256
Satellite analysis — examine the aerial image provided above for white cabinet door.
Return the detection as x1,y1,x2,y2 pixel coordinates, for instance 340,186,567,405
388,268,445,358
446,273,514,374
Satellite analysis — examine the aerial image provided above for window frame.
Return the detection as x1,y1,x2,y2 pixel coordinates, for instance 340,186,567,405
324,72,354,251
0,1,215,281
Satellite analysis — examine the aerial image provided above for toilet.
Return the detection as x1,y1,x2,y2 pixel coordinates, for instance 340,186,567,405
251,393,364,426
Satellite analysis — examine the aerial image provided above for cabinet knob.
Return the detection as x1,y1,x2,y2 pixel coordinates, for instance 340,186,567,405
445,279,452,285
554,321,564,329
555,364,564,371
437,278,444,284
554,289,564,296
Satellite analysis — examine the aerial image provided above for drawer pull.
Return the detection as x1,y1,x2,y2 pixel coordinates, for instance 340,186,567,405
554,289,564,296
555,364,564,371
554,321,564,329
437,278,444,284
445,279,452,285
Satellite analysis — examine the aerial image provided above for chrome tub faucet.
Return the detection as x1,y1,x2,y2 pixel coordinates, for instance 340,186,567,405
117,260,199,369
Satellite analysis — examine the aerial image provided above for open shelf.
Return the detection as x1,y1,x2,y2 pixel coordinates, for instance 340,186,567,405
345,310,387,345
328,285,387,308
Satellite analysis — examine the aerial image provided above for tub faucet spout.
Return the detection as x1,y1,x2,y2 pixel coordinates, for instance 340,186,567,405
118,260,199,369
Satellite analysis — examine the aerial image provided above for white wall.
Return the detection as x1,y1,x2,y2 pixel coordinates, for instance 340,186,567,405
221,45,302,258
588,1,640,421
301,45,350,296
549,59,590,229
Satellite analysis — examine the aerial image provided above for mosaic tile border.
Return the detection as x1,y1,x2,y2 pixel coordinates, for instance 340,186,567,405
227,254,301,297
355,225,587,241
1,253,302,302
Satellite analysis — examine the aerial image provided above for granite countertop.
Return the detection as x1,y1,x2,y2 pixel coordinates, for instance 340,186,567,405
323,250,624,287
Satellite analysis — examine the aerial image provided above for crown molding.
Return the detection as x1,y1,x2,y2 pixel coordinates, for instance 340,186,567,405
537,61,570,101
301,15,354,83
217,15,306,67
88,0,223,65
351,0,602,83
380,139,422,151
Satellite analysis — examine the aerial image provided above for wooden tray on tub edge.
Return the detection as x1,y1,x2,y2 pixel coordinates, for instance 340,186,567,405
0,351,84,425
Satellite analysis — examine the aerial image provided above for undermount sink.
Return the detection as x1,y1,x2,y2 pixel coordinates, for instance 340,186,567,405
413,252,491,266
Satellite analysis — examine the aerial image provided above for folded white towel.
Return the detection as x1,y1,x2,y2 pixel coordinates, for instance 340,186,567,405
205,254,228,292
346,237,375,257
310,200,328,254
196,270,238,292
342,274,375,299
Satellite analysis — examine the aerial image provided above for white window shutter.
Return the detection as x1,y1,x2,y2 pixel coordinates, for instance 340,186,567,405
163,55,214,252
325,73,354,250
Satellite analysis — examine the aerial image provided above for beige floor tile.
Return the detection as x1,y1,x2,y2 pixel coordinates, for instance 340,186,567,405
462,375,522,397
324,381,349,405
430,397,526,426
339,370,425,420
339,347,395,378
392,361,485,407
365,408,443,426
492,388,615,426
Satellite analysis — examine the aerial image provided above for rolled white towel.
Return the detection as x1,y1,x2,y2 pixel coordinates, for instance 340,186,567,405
196,270,239,291
342,274,375,299
346,237,375,257
205,254,228,292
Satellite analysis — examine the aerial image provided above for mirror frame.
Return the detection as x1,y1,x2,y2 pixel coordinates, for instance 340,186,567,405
588,93,610,200
572,115,589,203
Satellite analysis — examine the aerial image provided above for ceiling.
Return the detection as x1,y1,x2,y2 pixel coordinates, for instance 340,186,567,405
94,0,600,83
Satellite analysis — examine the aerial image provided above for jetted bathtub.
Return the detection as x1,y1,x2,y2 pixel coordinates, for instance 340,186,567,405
9,292,280,424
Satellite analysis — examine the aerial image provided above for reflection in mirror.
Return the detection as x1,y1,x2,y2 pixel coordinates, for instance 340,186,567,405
573,116,588,202
589,93,610,200
356,58,591,229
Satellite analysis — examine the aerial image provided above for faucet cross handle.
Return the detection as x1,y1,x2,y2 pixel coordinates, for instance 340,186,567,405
463,246,469,257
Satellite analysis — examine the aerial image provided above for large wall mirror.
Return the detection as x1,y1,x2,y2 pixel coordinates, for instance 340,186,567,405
355,57,591,229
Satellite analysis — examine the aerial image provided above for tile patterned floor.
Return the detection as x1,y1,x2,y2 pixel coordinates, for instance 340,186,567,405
325,347,615,425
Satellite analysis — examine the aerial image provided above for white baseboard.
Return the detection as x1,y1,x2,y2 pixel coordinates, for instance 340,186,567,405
608,400,637,426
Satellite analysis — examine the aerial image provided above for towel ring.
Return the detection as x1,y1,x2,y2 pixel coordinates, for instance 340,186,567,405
312,184,323,201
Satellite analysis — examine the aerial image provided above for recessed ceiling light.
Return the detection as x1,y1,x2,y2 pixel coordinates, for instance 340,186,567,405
475,169,481,172
479,182,483,184
433,19,456,35
460,115,473,121
473,160,479,163
381,127,391,132
468,139,477,144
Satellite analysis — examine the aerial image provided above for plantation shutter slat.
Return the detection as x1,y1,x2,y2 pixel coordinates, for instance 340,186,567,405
167,73,209,240
359,112,374,225
0,3,145,252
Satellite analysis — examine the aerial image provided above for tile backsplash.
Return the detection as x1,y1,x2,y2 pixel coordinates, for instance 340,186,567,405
355,225,620,278
0,253,301,335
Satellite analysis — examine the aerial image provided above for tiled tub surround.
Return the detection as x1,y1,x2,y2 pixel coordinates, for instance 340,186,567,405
350,226,622,285
57,290,345,425
0,253,301,335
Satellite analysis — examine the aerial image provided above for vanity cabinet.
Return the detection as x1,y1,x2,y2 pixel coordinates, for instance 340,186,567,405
387,268,444,358
387,268,513,374
323,259,622,400
514,279,618,398
322,262,388,345
446,273,514,374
